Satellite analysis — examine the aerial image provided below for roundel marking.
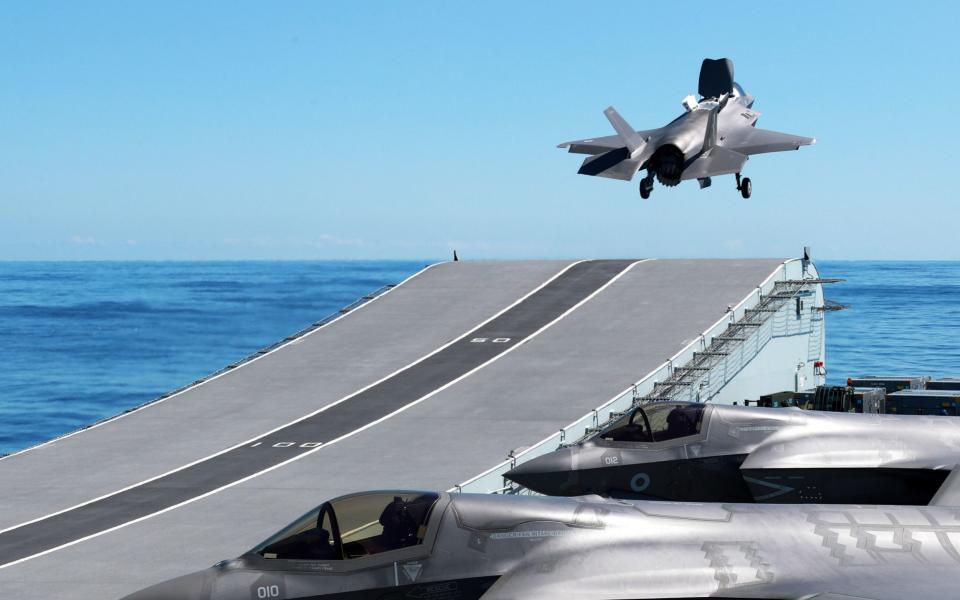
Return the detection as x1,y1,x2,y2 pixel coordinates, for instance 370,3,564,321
630,472,651,492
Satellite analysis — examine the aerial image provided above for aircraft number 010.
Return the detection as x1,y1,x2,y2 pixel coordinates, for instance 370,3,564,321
256,585,280,599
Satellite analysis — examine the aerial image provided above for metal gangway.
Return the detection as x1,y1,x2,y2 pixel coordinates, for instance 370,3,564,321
572,278,838,444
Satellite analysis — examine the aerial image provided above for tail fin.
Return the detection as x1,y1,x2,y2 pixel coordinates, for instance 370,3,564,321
603,106,645,155
703,107,718,151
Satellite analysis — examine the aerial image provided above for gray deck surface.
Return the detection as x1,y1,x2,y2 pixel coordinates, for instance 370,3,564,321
0,258,783,599
0,260,573,530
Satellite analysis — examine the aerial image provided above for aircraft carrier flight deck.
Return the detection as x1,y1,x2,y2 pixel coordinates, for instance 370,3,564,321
0,258,825,599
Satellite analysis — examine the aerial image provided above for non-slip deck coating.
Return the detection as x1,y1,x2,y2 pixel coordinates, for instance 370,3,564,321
0,260,634,566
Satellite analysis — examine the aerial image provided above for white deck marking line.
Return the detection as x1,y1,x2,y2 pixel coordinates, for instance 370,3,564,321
0,259,645,571
0,262,444,463
0,260,584,539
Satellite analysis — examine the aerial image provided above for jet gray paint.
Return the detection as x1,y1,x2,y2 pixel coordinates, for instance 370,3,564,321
123,491,960,600
559,58,814,198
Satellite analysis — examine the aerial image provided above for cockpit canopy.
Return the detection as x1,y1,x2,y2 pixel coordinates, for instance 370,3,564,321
254,491,439,561
599,402,706,443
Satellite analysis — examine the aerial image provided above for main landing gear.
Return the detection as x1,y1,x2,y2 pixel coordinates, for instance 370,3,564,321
639,173,654,199
735,173,752,199
639,171,752,199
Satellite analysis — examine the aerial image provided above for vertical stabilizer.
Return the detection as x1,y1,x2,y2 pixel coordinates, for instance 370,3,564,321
603,106,645,155
703,107,718,151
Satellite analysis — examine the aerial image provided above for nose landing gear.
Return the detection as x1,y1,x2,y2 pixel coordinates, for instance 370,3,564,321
735,173,752,199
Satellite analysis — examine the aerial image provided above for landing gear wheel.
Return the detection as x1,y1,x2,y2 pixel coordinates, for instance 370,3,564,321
740,177,752,199
639,178,653,199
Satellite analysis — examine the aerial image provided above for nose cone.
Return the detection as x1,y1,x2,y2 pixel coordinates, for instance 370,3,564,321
505,448,579,495
120,569,212,600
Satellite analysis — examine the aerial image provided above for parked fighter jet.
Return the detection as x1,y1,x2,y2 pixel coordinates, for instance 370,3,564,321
124,489,960,600
559,58,815,198
505,402,960,503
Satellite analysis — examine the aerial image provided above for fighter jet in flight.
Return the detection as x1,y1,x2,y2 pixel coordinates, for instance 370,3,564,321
124,489,960,600
505,402,960,503
559,58,815,198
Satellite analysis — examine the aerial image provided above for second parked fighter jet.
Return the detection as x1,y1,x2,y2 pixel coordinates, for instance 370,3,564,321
505,402,960,504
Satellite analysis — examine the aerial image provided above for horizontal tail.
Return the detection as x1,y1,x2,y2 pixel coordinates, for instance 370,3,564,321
578,149,641,181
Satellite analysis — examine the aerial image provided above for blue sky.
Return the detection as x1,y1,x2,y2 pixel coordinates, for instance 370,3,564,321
1,2,958,260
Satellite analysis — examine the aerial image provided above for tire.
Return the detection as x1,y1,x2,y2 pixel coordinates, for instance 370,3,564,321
639,179,652,199
740,177,752,199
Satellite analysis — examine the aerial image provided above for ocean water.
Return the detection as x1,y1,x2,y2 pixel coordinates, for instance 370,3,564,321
0,261,426,455
0,260,957,455
818,261,960,384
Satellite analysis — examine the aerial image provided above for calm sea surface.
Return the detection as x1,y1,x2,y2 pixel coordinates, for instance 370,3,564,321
817,261,960,384
0,260,957,455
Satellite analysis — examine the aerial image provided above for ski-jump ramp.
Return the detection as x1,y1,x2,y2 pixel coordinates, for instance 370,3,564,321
0,258,825,599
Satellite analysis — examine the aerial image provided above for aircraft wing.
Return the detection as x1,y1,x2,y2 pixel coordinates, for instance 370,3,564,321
558,129,660,155
723,126,816,156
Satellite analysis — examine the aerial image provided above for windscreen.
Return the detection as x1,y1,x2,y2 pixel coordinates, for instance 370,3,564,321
600,403,706,443
254,492,439,561
600,409,651,442
334,492,438,559
256,504,338,560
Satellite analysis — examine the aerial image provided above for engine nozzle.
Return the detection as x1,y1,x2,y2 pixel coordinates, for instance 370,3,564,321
651,145,684,187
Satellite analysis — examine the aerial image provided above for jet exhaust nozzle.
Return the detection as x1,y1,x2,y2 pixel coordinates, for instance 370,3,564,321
650,145,684,187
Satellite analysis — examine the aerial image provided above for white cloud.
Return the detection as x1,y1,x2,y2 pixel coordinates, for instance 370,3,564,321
311,233,363,247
